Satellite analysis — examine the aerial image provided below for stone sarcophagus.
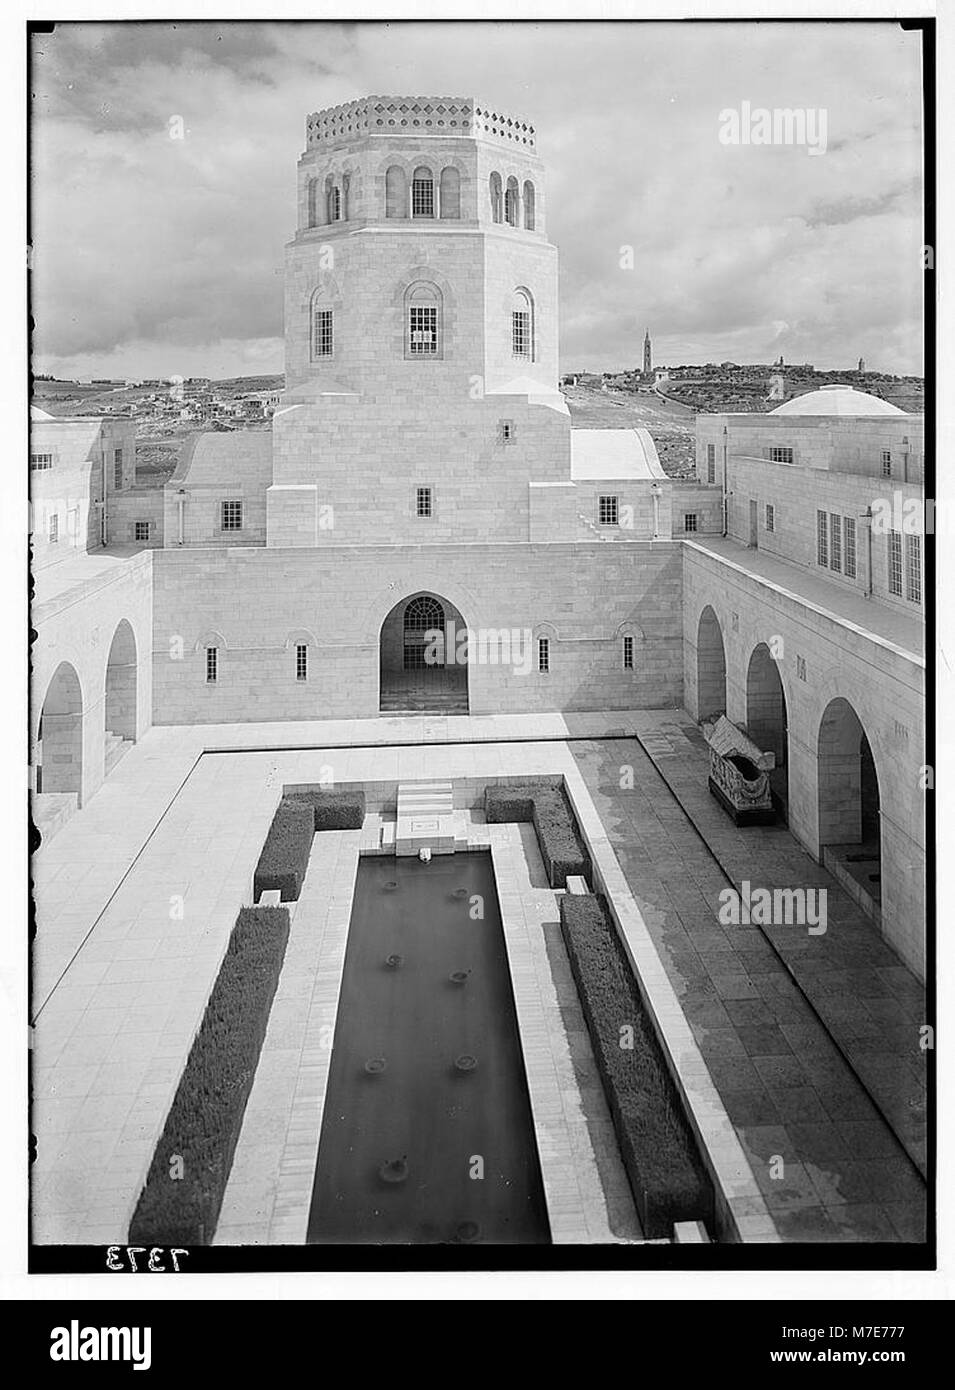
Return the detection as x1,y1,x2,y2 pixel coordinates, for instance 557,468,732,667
703,716,776,826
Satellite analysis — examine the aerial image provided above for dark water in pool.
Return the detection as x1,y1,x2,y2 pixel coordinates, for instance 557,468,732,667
306,852,551,1244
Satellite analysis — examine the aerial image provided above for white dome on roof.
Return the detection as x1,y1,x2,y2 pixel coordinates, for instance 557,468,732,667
770,384,905,417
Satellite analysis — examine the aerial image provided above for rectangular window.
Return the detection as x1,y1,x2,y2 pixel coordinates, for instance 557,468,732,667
623,635,634,670
30,453,53,470
114,448,124,489
296,643,308,681
598,495,619,527
512,310,531,358
134,520,150,542
881,449,892,477
683,513,698,533
537,636,550,673
770,446,794,464
409,306,438,355
206,646,218,683
312,308,333,359
829,512,841,571
499,420,515,445
765,503,775,533
888,530,903,596
221,500,243,531
905,533,922,604
817,509,828,566
844,516,857,578
706,442,716,484
416,486,433,519
412,177,434,217
48,513,58,543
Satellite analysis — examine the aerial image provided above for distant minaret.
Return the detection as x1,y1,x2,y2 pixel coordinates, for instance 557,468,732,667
643,327,652,376
858,356,866,373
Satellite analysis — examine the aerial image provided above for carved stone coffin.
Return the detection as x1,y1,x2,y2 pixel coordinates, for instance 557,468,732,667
703,715,776,826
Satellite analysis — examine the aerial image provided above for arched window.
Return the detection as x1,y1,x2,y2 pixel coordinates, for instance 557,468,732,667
326,177,341,223
412,166,435,218
505,177,520,227
523,180,535,231
404,595,445,670
307,178,320,229
511,288,534,360
310,294,334,360
405,281,442,358
386,165,407,219
489,172,503,224
439,167,461,219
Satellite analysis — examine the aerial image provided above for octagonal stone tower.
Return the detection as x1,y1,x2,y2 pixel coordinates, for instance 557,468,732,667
268,96,571,547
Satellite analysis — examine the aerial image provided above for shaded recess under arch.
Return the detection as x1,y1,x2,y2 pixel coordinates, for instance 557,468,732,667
745,643,788,821
379,592,469,713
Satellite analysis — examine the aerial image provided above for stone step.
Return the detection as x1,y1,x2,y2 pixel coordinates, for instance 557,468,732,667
395,779,457,856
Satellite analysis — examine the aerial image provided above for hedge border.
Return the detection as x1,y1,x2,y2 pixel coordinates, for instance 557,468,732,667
485,779,590,889
128,904,291,1246
559,892,715,1239
285,788,366,832
252,798,315,902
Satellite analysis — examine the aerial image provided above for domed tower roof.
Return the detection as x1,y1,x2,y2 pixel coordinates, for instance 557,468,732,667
769,384,905,416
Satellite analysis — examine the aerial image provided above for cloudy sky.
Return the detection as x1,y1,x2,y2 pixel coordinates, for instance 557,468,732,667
30,19,925,380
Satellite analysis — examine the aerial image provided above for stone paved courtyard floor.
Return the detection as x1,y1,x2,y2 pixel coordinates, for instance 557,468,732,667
568,730,927,1243
31,709,927,1246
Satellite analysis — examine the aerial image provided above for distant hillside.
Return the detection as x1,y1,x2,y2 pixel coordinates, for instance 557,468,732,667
564,384,696,477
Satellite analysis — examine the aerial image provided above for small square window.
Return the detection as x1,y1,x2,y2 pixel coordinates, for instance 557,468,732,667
537,636,550,673
765,504,775,533
770,446,794,464
134,521,150,542
31,453,54,470
499,420,515,445
416,486,433,518
683,513,698,533
598,495,619,527
206,646,218,683
622,635,634,670
222,500,243,531
296,643,308,681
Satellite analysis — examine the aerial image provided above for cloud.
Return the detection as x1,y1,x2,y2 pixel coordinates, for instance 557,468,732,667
30,18,924,378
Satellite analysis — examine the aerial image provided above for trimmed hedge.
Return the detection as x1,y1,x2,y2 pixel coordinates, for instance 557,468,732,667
485,781,590,889
286,788,366,831
128,905,291,1246
253,798,314,902
560,892,715,1239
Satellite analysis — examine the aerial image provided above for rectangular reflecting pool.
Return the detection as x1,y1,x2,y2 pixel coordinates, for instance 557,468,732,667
307,852,551,1244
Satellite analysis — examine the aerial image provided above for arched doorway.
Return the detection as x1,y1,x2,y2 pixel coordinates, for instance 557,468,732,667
817,697,881,911
379,592,469,713
36,662,83,799
746,643,788,820
105,619,137,773
696,606,726,722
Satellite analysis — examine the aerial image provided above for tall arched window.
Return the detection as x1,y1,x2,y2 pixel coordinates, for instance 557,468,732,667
403,596,445,670
523,180,536,231
412,166,435,218
310,293,334,360
405,281,442,358
386,165,407,218
511,288,533,360
439,166,461,219
326,178,342,223
489,172,503,224
505,177,520,227
307,178,320,229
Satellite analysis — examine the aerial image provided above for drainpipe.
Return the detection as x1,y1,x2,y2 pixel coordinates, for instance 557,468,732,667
901,435,909,484
862,505,873,598
176,489,186,546
721,425,729,537
650,482,661,539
